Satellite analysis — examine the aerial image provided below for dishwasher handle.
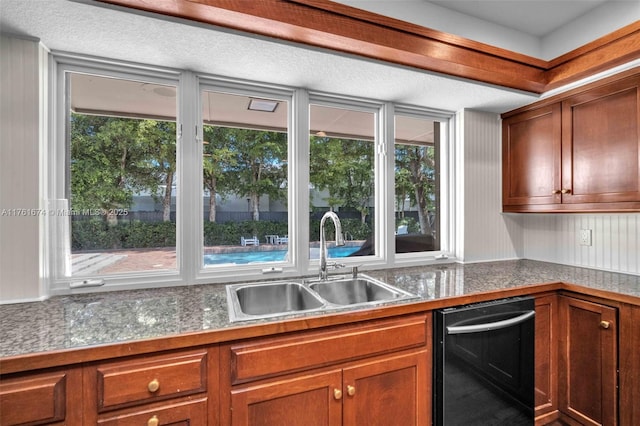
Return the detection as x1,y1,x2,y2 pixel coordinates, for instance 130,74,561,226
446,310,535,335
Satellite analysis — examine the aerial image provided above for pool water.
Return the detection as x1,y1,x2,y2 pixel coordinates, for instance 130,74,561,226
204,245,360,265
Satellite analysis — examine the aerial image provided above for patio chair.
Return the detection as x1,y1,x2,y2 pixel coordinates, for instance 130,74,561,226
276,235,288,244
241,236,260,246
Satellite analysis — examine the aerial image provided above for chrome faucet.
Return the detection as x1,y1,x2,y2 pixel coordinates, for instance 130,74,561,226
319,211,345,280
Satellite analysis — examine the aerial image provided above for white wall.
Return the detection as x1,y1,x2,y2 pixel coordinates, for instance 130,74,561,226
456,109,523,262
542,1,640,59
0,35,46,302
333,0,640,60
522,214,640,275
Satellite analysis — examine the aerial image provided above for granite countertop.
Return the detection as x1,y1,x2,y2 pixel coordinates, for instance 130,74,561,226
1,259,639,360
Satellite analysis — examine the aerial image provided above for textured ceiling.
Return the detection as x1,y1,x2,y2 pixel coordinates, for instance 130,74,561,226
1,0,545,114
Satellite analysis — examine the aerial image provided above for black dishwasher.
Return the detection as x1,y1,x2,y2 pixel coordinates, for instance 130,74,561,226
434,296,535,425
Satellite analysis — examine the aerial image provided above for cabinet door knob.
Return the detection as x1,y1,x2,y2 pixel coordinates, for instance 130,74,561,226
333,388,343,400
561,189,571,194
552,190,561,194
347,385,356,396
148,379,160,393
600,320,611,329
148,415,159,426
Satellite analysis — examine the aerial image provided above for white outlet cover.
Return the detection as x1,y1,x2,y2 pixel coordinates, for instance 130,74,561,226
579,229,592,246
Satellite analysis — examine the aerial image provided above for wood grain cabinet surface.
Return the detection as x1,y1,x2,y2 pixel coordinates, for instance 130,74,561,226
534,293,559,424
0,368,82,426
558,295,618,426
222,313,431,426
502,71,640,212
83,347,215,425
618,305,640,426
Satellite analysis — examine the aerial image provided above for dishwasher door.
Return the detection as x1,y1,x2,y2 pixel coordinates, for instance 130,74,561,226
434,296,535,426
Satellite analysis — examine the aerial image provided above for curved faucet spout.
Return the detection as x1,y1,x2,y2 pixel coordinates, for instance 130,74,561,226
319,211,345,280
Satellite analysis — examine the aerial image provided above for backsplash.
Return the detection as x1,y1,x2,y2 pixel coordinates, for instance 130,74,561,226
522,213,640,275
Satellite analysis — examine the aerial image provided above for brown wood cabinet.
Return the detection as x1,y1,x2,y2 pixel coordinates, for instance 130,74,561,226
502,71,640,212
83,347,215,425
619,304,640,426
2,288,640,426
534,293,559,423
0,367,83,425
558,295,618,426
221,313,431,426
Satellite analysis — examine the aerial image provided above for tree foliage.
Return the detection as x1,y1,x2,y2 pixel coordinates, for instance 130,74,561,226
203,126,287,222
70,114,176,225
309,136,374,223
70,112,435,238
395,143,436,234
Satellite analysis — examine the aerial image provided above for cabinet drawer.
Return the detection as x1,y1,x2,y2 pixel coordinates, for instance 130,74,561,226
229,313,428,383
0,372,67,425
95,349,207,412
97,397,207,425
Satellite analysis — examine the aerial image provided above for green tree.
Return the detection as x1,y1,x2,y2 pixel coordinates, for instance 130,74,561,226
209,127,287,221
138,120,176,222
202,125,236,222
71,114,177,225
310,136,374,223
70,114,157,226
395,143,436,235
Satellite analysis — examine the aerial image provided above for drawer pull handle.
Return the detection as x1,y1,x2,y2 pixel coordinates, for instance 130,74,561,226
333,388,342,400
600,320,611,329
148,379,160,393
148,415,159,426
347,385,356,396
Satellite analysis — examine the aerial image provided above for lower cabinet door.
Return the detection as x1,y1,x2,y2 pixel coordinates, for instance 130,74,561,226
342,350,429,426
230,369,343,426
534,294,559,420
97,398,207,426
559,296,617,426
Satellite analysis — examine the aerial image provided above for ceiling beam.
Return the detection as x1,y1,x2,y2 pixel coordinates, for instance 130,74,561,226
98,0,640,94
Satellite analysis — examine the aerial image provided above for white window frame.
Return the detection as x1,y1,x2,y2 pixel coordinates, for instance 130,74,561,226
48,53,184,294
391,105,456,267
307,92,388,271
194,76,298,284
46,53,457,296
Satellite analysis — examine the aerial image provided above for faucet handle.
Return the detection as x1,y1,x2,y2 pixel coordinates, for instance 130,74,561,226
328,262,345,270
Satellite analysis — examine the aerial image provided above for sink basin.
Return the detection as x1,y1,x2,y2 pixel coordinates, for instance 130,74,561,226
308,276,415,306
226,281,326,321
226,275,416,322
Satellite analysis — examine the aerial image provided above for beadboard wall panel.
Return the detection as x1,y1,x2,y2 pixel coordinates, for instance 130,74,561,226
458,109,524,262
523,214,640,275
0,36,43,302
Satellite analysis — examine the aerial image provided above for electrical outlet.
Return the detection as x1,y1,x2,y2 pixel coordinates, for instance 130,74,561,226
579,229,592,246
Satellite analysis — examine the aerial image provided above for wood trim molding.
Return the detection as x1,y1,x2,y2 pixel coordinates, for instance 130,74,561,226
96,0,640,94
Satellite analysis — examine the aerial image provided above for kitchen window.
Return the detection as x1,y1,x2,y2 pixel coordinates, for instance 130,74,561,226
47,55,454,294
199,85,291,272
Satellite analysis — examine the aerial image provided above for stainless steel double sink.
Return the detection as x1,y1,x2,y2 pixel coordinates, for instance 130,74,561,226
226,274,416,322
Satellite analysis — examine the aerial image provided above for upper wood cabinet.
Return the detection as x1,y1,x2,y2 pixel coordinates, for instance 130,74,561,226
502,70,640,212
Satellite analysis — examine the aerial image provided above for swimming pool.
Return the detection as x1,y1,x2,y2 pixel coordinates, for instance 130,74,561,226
204,245,361,265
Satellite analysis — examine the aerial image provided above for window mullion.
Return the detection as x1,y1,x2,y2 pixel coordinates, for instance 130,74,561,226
179,71,200,284
379,102,395,266
292,89,310,275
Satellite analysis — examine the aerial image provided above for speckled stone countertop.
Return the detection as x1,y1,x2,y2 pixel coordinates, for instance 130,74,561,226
1,260,639,360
